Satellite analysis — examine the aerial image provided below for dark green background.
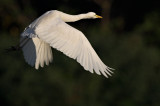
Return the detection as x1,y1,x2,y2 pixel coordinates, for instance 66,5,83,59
0,0,160,106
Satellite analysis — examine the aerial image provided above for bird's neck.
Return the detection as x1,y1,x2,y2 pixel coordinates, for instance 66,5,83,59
59,12,89,22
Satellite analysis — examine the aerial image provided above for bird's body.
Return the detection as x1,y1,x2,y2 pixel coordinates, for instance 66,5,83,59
20,10,113,78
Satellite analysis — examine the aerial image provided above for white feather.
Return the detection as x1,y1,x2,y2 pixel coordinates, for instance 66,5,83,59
21,37,53,69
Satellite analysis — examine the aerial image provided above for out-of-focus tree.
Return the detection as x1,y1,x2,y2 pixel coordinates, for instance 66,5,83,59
93,0,113,28
0,0,36,37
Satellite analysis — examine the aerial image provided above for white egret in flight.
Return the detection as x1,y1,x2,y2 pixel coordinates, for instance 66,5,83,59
11,10,114,78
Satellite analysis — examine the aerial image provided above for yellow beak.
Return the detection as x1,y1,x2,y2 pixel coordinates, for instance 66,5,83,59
95,15,103,18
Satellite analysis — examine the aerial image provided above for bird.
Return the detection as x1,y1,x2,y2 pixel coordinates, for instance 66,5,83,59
16,10,114,78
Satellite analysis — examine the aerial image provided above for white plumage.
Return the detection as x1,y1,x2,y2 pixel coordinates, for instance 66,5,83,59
20,10,113,78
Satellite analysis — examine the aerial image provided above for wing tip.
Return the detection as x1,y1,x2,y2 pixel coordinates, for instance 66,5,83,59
86,66,114,78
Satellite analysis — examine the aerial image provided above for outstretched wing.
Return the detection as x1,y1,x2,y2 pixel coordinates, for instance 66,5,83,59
35,18,113,78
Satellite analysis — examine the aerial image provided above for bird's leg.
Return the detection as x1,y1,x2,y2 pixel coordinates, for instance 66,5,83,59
6,37,30,52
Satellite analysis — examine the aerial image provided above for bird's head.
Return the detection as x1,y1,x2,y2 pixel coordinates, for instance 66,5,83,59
87,12,103,19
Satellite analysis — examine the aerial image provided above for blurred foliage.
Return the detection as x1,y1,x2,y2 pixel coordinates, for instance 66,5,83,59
0,0,160,106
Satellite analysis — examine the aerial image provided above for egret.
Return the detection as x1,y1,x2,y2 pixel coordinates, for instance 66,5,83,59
17,10,114,78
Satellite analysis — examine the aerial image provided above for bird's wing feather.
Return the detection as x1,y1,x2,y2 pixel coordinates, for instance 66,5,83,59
35,18,113,77
20,37,53,69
